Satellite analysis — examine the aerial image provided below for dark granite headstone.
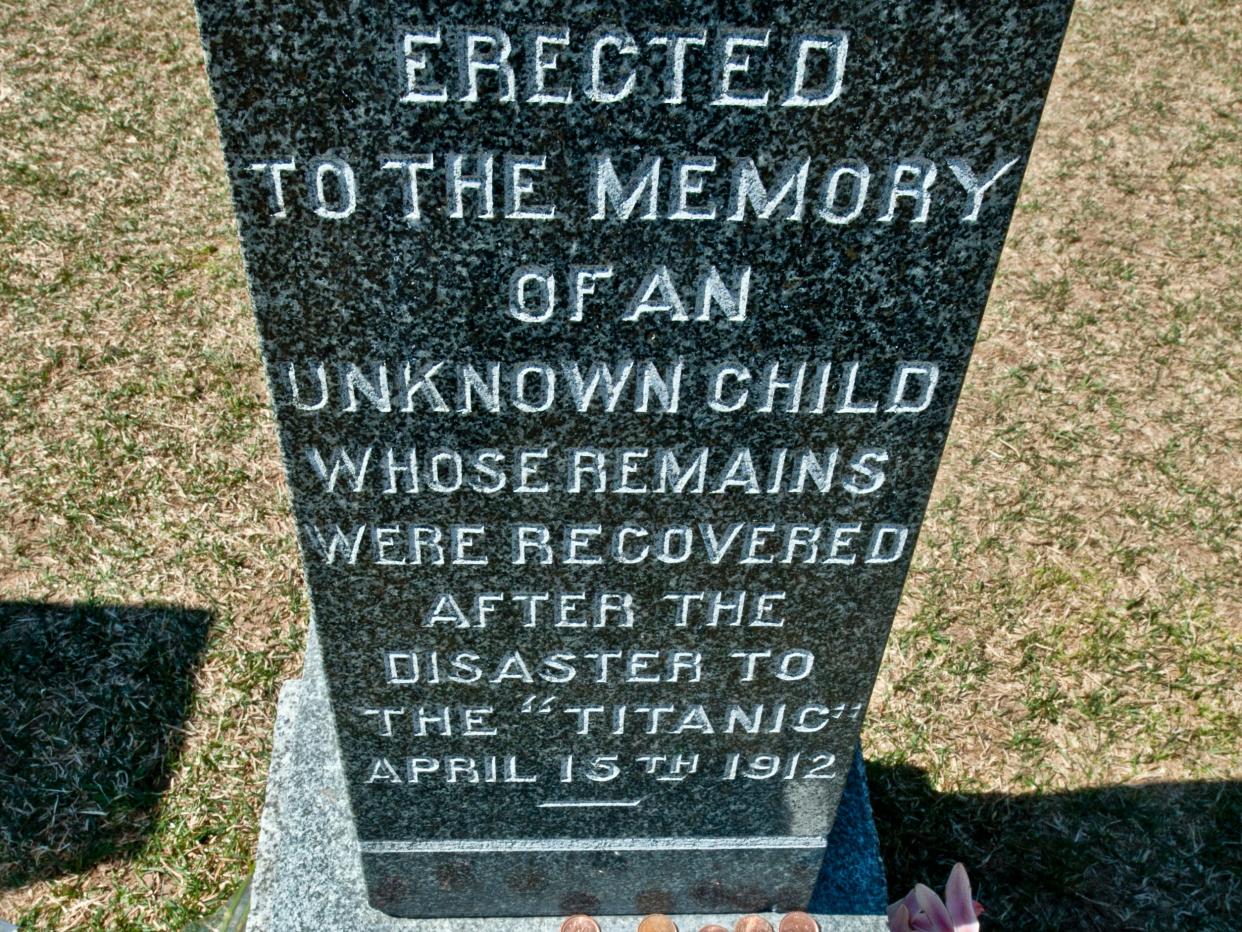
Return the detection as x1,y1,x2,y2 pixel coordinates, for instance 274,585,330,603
195,0,1072,920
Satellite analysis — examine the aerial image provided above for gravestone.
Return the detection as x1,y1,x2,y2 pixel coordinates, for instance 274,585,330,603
193,0,1074,926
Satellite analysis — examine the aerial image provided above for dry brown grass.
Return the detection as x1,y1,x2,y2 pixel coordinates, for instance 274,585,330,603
0,0,302,925
0,0,1237,927
866,0,1241,925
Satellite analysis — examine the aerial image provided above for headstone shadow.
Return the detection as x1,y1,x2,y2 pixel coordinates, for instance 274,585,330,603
868,761,1242,930
0,601,212,888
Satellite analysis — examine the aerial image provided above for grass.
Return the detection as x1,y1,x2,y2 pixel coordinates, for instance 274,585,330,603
0,0,1239,927
0,604,212,893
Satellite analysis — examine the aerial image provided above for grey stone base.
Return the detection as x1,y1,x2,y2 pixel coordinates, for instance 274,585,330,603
249,629,887,931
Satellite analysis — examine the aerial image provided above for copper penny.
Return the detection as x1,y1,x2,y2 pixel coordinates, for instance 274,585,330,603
560,916,601,932
778,913,819,932
638,915,679,932
735,917,775,932
698,926,729,932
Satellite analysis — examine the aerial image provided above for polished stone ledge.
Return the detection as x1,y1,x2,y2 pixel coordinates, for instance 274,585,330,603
249,627,887,932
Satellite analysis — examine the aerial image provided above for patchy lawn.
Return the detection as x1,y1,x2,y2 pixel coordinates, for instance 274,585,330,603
0,0,1237,928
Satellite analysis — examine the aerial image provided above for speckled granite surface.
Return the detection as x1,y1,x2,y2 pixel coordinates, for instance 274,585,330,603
196,0,1072,917
249,627,887,931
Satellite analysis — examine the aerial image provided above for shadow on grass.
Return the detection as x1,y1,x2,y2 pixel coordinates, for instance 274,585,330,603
869,761,1241,930
0,601,212,889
